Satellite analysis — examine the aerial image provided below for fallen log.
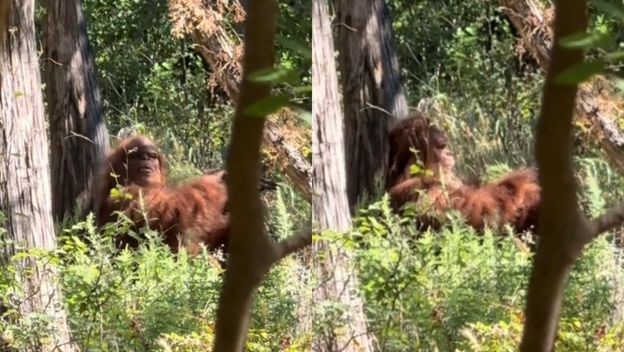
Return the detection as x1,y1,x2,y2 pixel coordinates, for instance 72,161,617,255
500,0,624,175
168,0,312,201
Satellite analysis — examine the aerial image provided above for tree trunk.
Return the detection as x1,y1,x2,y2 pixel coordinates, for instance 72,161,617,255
43,0,109,221
212,0,311,350
312,0,376,350
500,0,624,177
497,3,624,349
520,1,587,349
168,0,312,201
0,1,77,351
517,0,624,349
336,0,408,207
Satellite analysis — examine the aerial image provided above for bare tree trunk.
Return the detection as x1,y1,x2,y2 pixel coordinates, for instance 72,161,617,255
0,1,77,351
335,0,408,207
520,0,624,350
43,0,109,221
168,0,312,201
500,0,624,177
312,0,376,350
212,0,311,350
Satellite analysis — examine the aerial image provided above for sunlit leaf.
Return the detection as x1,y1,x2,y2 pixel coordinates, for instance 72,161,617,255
555,61,605,85
409,164,423,176
276,35,311,60
244,95,290,117
591,0,624,22
248,67,298,84
613,78,624,92
298,111,312,126
559,31,611,49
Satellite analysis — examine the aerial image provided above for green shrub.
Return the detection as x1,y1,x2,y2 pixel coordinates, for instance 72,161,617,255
0,205,310,351
347,195,624,351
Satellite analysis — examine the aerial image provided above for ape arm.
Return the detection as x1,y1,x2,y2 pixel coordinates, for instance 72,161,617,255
388,177,425,210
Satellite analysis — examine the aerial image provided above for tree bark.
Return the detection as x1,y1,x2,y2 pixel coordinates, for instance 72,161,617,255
312,0,376,350
335,0,408,207
212,0,311,350
168,0,312,201
43,0,110,221
0,1,77,351
517,0,624,349
500,0,624,177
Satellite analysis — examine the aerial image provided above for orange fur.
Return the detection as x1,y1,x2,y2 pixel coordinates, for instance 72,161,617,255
95,135,229,253
387,115,541,232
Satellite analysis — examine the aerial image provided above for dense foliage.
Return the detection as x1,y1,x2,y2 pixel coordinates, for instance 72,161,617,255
0,205,310,351
4,0,624,350
81,0,228,167
312,157,624,351
1,0,311,350
80,0,310,168
387,0,624,189
307,1,624,351
329,0,624,350
346,173,624,350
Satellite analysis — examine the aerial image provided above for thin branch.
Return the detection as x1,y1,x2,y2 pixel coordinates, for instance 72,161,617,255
277,225,312,259
590,202,624,236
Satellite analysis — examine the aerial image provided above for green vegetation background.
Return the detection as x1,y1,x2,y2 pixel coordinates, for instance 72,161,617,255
2,0,311,350
3,0,624,351
329,0,624,350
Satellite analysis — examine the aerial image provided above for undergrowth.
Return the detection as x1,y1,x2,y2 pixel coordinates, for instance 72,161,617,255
330,158,624,352
0,158,312,351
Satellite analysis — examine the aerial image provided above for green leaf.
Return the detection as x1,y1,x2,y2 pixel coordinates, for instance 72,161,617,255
606,50,624,61
559,31,611,49
110,188,121,199
248,67,298,85
613,78,624,92
409,164,423,176
591,0,624,22
555,60,605,85
276,36,311,60
298,111,312,125
244,95,290,117
292,85,312,94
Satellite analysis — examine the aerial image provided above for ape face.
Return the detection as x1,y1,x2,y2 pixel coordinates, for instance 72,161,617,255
428,126,455,172
121,137,164,187
387,115,452,188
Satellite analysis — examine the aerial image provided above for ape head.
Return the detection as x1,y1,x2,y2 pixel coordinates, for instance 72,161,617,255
123,137,164,187
94,135,167,223
104,135,166,189
385,115,541,234
387,115,456,188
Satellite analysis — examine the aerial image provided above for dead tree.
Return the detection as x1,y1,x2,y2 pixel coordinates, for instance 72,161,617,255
168,0,312,201
0,1,78,350
43,0,110,220
312,0,376,350
336,0,408,207
500,0,624,176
